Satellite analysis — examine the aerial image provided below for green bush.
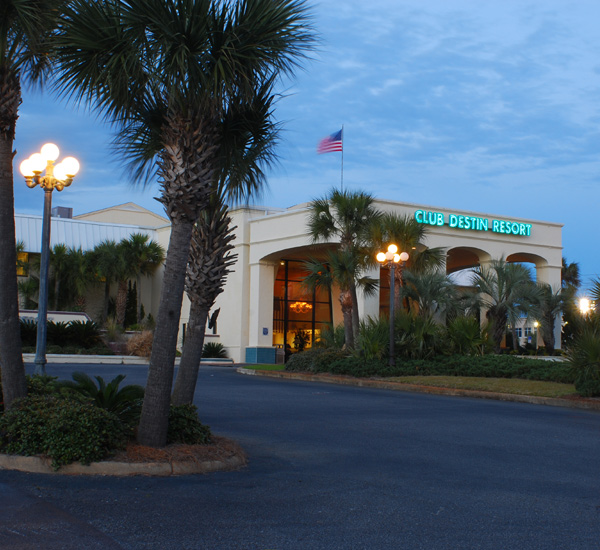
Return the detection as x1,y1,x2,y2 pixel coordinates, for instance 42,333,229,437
202,342,228,358
285,348,349,372
167,404,212,445
59,372,144,427
566,328,600,397
46,321,71,346
292,353,574,383
66,320,102,348
20,319,37,347
0,395,127,469
356,317,389,361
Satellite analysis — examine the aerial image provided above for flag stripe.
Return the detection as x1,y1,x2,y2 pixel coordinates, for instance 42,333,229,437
317,129,343,154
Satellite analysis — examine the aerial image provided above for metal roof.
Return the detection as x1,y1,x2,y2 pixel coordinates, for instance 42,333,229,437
15,214,158,254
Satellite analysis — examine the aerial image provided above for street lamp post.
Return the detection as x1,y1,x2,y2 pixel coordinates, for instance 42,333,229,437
19,144,80,375
376,244,409,367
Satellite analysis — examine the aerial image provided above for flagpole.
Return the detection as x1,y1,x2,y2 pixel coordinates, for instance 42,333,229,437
341,125,344,192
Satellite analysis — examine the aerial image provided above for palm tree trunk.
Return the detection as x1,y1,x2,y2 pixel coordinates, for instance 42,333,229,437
102,281,111,324
340,289,354,349
350,283,360,345
0,136,27,407
171,300,209,406
137,219,194,447
116,280,127,327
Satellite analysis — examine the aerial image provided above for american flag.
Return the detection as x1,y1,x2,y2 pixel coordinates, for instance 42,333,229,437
317,129,343,154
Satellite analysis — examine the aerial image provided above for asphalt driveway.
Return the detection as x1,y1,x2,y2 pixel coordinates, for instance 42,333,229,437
1,363,599,549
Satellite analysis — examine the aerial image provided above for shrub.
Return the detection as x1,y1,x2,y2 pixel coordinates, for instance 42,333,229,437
0,395,127,469
202,342,228,358
67,320,102,348
356,316,389,361
168,404,212,445
20,319,37,347
126,330,154,358
566,328,600,397
445,315,489,356
285,347,348,372
395,311,443,359
46,321,71,346
59,372,144,427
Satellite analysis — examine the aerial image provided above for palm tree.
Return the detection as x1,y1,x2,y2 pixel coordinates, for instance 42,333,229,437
172,84,279,405
88,240,124,324
49,243,70,309
303,249,378,349
307,188,381,345
171,199,238,406
402,269,461,319
54,0,315,447
534,283,564,353
368,213,446,312
471,259,536,353
121,234,165,323
0,0,59,407
561,257,581,292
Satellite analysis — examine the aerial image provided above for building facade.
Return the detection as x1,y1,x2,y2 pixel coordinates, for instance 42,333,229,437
16,199,563,362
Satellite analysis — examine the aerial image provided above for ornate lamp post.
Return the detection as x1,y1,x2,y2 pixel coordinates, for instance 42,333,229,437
376,244,409,367
19,143,80,374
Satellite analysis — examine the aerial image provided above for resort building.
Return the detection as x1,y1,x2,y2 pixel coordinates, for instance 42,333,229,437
15,199,563,362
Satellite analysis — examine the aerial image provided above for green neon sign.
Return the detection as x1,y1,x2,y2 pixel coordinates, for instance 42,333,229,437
414,210,532,237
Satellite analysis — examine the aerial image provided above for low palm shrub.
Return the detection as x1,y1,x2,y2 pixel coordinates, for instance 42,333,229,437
60,372,144,427
66,320,102,348
202,342,228,358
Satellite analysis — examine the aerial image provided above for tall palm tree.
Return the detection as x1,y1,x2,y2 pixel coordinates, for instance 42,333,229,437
303,249,378,349
54,0,315,447
0,0,60,407
171,198,238,406
534,283,564,353
48,243,70,309
307,188,381,345
120,233,165,323
172,83,279,405
368,213,446,311
88,240,124,324
471,258,536,353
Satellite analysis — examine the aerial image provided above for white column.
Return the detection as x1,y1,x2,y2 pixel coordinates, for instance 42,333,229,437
248,261,277,347
359,265,381,320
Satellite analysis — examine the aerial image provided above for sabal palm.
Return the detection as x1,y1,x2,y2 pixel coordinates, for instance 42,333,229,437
533,283,564,353
54,0,314,447
369,213,446,311
402,269,460,319
120,233,165,323
472,259,535,353
307,189,380,344
303,248,378,349
0,0,59,407
172,88,278,405
88,240,125,324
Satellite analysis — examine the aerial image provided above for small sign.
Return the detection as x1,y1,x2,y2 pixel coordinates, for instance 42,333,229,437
262,327,268,336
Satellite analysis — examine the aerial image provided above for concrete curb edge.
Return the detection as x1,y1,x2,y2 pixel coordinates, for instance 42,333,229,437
0,452,246,476
237,368,600,412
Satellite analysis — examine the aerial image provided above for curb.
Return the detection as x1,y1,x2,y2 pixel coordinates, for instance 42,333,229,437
0,452,245,477
237,368,600,412
23,354,237,366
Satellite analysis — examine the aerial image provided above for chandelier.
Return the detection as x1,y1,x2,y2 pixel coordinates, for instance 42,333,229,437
289,301,313,313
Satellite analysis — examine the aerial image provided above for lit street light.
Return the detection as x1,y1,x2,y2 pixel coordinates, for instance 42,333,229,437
20,143,80,374
376,244,409,367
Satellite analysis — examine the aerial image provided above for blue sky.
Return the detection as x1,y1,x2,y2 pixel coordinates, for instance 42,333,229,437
13,0,600,289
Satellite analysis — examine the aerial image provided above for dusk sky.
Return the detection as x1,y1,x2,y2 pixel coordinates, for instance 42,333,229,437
13,0,600,290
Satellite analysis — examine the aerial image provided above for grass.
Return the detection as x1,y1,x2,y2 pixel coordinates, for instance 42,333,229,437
386,375,577,398
247,364,286,371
